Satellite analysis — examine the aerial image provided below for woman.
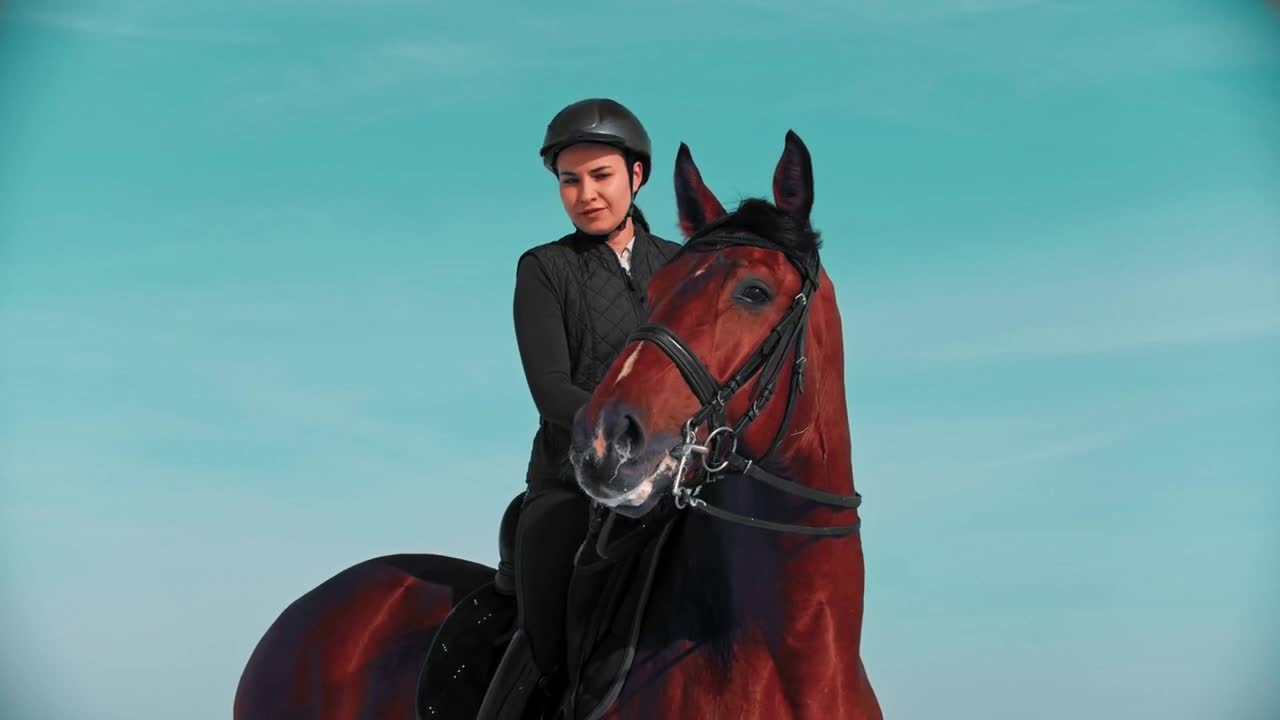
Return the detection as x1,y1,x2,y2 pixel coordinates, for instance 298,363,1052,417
478,98,682,717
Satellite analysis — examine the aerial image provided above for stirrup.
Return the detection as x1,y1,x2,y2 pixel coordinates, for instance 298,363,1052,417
475,629,545,720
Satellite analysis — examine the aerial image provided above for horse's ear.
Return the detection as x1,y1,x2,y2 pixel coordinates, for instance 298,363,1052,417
674,142,726,237
772,129,814,222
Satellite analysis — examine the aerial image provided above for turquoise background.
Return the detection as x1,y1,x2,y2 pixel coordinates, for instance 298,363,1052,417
3,1,1277,717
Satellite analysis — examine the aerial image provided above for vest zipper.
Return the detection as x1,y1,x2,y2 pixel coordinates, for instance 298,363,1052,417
625,273,646,312
621,243,648,314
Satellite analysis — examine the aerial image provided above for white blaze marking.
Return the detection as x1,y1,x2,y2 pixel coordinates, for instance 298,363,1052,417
614,345,642,383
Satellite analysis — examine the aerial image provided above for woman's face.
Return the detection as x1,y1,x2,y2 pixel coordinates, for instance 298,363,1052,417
555,143,643,235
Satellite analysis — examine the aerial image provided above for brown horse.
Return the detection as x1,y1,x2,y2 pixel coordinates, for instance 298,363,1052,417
232,130,879,720
566,129,879,719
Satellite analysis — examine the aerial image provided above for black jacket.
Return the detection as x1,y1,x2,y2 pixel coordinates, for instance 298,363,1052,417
513,226,682,492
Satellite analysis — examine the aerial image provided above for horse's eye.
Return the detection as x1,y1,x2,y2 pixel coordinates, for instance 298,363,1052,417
737,283,772,305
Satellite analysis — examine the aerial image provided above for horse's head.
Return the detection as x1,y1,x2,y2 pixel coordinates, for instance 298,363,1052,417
570,130,847,522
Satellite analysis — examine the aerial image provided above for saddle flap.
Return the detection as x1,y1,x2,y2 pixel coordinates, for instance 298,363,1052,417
415,582,517,718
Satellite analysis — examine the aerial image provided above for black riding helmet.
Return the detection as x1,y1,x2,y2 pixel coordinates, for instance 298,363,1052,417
540,98,652,236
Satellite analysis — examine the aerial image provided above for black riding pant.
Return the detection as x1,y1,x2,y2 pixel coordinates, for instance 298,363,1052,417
514,484,591,676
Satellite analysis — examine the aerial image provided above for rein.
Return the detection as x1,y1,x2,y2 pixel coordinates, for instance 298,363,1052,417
625,231,862,537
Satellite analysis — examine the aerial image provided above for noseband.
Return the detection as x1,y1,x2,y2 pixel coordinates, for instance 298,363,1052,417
626,232,862,537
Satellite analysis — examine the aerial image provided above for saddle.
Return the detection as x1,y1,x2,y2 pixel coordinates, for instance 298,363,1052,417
414,493,524,718
414,492,679,720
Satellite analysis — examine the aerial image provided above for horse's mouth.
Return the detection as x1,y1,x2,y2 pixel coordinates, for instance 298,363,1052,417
571,446,681,518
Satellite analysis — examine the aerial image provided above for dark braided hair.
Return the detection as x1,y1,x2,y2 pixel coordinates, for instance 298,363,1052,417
631,204,650,232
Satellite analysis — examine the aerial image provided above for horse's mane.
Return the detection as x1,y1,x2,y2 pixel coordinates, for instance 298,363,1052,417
679,197,822,259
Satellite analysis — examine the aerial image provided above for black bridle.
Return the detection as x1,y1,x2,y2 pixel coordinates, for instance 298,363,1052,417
625,232,862,537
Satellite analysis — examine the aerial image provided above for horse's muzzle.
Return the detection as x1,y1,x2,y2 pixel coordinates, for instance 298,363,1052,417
570,401,673,514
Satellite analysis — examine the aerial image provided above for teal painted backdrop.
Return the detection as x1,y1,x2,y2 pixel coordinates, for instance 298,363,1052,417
2,1,1277,718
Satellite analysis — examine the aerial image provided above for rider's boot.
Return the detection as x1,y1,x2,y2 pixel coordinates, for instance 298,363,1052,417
481,486,586,718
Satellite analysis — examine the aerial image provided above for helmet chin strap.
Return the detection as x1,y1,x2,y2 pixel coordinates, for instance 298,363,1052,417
610,192,637,235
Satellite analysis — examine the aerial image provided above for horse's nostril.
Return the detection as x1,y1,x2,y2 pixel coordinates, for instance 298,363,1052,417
607,412,645,457
621,414,644,455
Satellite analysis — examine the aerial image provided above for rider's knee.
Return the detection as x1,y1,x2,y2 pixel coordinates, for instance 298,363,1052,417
494,490,526,595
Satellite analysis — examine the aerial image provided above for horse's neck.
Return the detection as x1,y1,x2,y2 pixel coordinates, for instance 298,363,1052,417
653,416,865,684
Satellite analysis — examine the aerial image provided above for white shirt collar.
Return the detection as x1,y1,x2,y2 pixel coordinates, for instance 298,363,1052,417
617,235,635,273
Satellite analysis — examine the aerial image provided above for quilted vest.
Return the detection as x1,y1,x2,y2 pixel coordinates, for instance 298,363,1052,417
519,227,683,490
